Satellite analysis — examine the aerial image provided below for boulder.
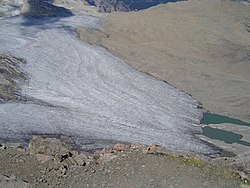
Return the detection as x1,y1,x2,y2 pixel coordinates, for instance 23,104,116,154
113,143,130,152
28,136,94,169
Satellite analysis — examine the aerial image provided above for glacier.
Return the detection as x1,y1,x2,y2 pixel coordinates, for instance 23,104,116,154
0,15,218,155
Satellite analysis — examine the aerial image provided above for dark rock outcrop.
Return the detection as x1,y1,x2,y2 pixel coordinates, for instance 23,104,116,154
86,0,183,12
22,0,74,17
0,54,27,103
87,0,129,12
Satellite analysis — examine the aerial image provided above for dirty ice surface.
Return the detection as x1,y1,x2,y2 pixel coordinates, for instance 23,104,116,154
0,15,217,155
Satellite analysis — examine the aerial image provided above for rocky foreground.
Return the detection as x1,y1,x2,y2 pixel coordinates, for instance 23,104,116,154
0,136,248,187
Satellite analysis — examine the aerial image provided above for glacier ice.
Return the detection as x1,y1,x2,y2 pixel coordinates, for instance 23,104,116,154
0,15,218,155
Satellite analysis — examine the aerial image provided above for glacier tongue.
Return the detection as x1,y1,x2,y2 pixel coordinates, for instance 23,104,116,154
0,15,216,154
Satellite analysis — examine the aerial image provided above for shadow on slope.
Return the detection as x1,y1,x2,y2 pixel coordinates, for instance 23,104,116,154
23,0,73,17
21,0,74,27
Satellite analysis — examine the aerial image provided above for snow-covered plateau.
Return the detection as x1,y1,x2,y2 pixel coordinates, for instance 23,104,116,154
0,14,218,155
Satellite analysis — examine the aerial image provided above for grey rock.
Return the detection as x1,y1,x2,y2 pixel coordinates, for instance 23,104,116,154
73,153,88,166
113,143,130,152
0,54,26,103
87,0,129,12
0,174,30,188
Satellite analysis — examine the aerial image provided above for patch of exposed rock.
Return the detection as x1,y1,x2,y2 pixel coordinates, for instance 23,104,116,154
29,136,95,171
86,0,129,12
85,0,184,13
0,54,26,103
28,136,158,167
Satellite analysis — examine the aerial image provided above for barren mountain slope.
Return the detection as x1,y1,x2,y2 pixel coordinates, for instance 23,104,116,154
77,0,250,122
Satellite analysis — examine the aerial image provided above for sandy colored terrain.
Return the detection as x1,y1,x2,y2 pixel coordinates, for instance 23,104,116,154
77,0,250,123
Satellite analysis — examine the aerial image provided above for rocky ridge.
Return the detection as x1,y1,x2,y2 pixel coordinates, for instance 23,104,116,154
0,136,247,187
85,0,184,12
86,0,129,12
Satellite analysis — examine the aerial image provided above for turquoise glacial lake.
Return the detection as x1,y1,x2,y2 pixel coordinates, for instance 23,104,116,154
201,113,250,147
